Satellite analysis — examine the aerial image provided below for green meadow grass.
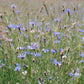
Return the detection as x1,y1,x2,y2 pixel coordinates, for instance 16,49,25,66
0,0,84,84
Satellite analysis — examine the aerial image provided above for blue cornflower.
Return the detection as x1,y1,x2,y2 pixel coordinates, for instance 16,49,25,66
20,47,25,50
8,24,14,28
0,62,5,68
81,60,84,63
45,29,49,31
19,23,23,27
16,63,21,66
17,52,27,59
53,59,57,63
82,30,84,32
78,29,82,32
57,36,61,40
47,26,50,28
29,52,34,55
51,49,57,53
77,24,81,27
13,25,18,29
0,36,2,38
80,53,84,57
11,4,16,8
82,24,84,26
1,63,5,67
60,48,63,51
34,53,41,57
54,32,60,35
76,68,80,73
27,46,35,50
31,42,33,45
46,22,50,25
66,9,70,13
14,63,21,72
14,66,21,72
26,35,29,38
17,47,25,50
81,33,84,35
54,18,60,22
42,49,49,53
53,59,61,66
38,22,42,26
20,27,25,31
67,36,70,38
54,40,61,43
16,11,20,13
48,77,52,80
69,72,74,77
10,43,14,46
82,37,84,40
29,22,35,26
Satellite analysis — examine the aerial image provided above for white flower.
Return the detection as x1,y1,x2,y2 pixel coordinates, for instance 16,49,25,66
74,72,81,78
38,80,41,84
16,83,19,84
22,71,27,75
62,55,67,59
30,30,35,33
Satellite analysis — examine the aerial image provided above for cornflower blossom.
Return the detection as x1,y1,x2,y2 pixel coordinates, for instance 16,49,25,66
27,46,35,50
14,66,21,72
57,36,61,40
66,9,70,13
54,40,61,43
0,60,5,68
80,52,84,57
14,63,21,72
66,9,70,18
51,49,57,53
60,48,63,52
42,48,49,53
54,32,60,36
54,18,60,22
16,11,20,13
11,4,16,8
34,53,41,57
17,47,25,50
53,59,61,66
69,68,81,78
48,77,52,80
69,72,74,77
29,22,35,26
5,38,12,42
81,60,84,63
17,52,27,59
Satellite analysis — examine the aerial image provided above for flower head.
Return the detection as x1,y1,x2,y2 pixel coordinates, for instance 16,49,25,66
11,4,16,9
66,9,70,13
69,72,74,77
17,52,27,59
51,49,57,53
53,59,61,66
34,53,41,57
81,60,84,63
74,72,81,78
14,63,21,72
